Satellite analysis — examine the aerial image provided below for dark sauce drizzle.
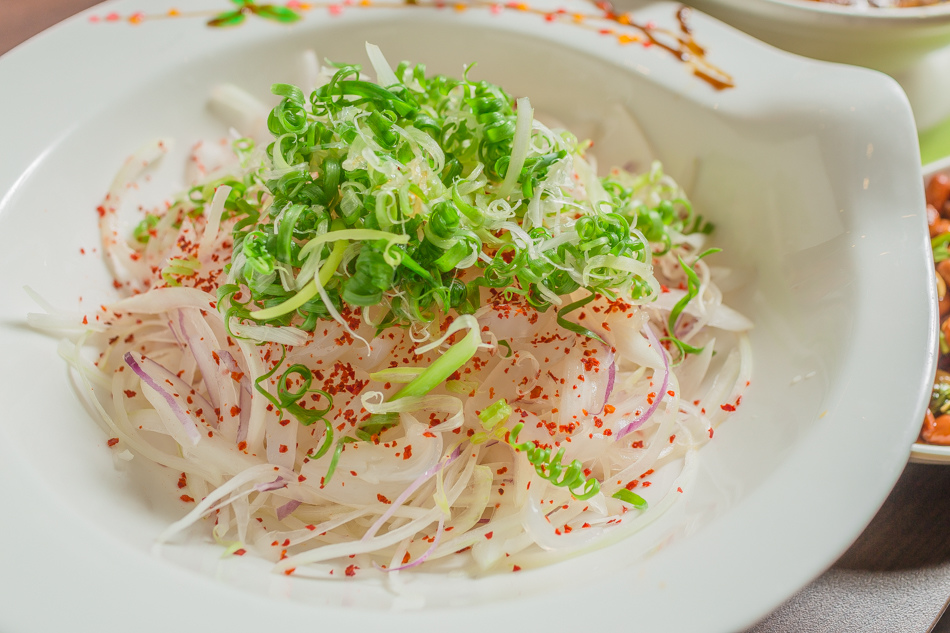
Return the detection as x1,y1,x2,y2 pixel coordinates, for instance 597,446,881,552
594,2,735,90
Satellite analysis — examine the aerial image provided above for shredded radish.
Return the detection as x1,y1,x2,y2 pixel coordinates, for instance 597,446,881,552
32,51,753,578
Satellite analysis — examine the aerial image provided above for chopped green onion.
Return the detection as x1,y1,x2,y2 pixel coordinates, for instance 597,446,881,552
218,62,698,339
507,422,600,500
478,398,512,430
391,317,482,400
557,294,605,344
665,248,720,358
612,489,648,509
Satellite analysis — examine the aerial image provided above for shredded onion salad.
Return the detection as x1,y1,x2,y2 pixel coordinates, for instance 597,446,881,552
34,45,752,578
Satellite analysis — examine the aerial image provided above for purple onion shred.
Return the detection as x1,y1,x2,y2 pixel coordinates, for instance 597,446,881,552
362,444,464,542
615,324,670,441
376,517,445,572
177,309,220,422
216,349,252,444
124,352,202,444
276,499,302,521
595,344,617,415
254,476,287,493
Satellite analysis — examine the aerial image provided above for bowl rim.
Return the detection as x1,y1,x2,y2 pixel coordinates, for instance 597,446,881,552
760,0,950,20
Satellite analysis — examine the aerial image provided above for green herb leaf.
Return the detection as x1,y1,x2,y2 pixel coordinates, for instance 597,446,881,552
208,9,246,27
253,5,302,23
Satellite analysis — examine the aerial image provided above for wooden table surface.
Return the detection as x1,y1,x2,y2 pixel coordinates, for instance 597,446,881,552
3,2,950,631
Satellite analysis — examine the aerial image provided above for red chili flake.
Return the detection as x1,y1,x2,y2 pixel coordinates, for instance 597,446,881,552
669,434,676,444
233,549,246,556
403,444,413,460
107,437,119,447
279,444,289,453
667,390,675,397
82,315,88,325
641,482,652,488
402,552,411,564
283,567,295,575
720,403,736,412
180,495,195,503
377,494,392,504
640,469,654,478
485,531,494,540
298,474,307,482
345,564,359,577
279,419,290,427
582,522,591,529
604,404,615,414
708,428,715,439
625,480,639,490
177,473,188,489
512,565,522,572
677,487,684,493
305,525,316,531
237,441,247,451
230,405,241,417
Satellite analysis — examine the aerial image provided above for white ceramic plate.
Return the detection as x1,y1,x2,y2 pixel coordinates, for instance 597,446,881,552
0,1,935,632
912,155,950,465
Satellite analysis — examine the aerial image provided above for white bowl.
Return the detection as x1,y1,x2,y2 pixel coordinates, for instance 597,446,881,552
680,0,950,128
0,1,935,632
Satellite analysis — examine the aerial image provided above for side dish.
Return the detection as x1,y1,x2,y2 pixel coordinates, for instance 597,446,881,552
926,170,950,444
